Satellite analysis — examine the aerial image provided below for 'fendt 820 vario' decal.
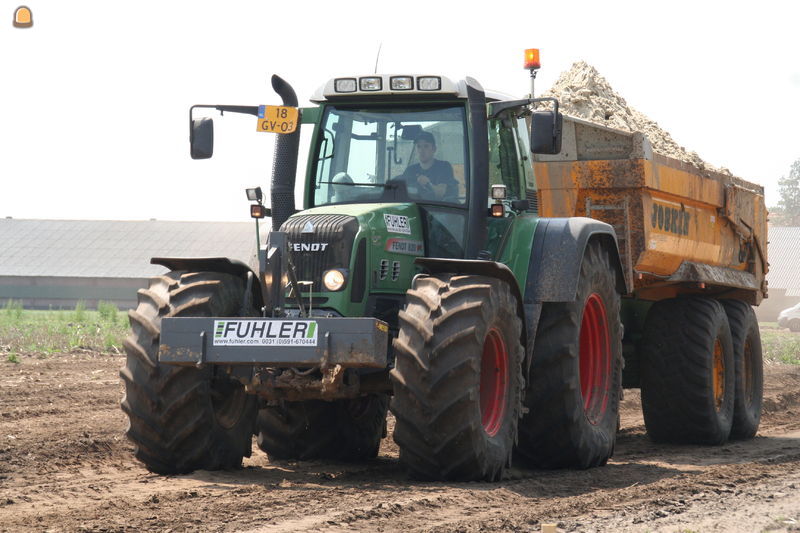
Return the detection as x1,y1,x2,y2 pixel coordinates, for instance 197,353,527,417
213,320,318,346
385,238,424,255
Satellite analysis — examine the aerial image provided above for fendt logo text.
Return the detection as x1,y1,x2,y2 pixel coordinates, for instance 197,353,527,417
291,243,329,252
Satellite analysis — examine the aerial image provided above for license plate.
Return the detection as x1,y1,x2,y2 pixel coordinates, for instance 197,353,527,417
257,105,298,134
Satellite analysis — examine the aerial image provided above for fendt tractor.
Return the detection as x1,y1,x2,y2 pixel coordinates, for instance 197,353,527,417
121,50,768,481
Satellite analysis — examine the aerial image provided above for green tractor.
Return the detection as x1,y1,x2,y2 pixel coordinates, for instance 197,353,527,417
121,65,627,481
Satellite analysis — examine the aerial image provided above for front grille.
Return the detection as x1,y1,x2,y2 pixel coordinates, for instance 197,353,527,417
379,259,389,280
281,214,359,291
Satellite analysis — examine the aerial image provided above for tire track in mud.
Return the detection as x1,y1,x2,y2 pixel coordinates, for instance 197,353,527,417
1,352,799,532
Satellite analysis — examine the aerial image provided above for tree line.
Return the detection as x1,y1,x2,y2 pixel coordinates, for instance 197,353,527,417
770,158,800,226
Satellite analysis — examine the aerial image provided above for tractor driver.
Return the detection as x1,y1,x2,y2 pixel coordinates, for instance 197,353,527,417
399,131,458,201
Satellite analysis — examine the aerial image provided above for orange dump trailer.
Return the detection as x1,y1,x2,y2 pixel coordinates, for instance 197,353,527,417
533,115,768,446
534,116,768,304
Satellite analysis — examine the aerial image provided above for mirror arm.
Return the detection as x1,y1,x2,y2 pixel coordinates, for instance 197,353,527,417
489,97,559,119
190,104,260,120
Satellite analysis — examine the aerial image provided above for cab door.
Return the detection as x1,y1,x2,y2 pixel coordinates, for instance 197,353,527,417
486,111,536,258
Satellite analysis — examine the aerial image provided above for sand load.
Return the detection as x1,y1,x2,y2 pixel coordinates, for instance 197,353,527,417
542,61,731,176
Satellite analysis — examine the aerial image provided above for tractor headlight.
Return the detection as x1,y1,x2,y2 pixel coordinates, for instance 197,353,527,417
322,269,347,291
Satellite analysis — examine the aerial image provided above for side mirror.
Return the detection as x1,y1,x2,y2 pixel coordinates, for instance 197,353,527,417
531,110,563,155
190,117,214,159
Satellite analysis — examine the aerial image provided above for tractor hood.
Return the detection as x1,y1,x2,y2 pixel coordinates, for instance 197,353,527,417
279,203,426,316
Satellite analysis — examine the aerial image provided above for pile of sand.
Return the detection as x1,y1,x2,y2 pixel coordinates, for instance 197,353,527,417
541,61,731,175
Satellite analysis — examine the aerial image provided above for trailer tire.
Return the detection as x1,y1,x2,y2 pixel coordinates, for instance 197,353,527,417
390,274,524,481
120,271,257,475
720,300,763,439
256,394,389,461
516,240,622,469
640,297,734,444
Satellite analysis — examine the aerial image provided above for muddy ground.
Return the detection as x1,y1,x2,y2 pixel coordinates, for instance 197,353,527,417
1,348,799,533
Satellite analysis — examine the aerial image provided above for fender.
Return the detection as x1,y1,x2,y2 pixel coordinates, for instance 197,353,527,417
524,217,628,305
150,256,264,311
415,257,527,350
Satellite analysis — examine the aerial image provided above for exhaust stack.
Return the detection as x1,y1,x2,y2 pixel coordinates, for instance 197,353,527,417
270,75,300,231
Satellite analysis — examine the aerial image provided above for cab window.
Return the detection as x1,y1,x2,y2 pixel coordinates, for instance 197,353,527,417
488,115,524,199
311,105,469,207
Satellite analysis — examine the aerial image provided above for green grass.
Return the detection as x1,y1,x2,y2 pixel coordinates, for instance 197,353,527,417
2,301,797,364
759,326,800,365
0,300,128,357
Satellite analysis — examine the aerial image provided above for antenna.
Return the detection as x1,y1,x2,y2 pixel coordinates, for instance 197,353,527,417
374,42,383,74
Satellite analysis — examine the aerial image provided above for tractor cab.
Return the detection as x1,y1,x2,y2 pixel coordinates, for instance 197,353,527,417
303,74,548,262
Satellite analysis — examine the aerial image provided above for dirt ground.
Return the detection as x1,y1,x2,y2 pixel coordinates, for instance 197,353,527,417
1,348,799,533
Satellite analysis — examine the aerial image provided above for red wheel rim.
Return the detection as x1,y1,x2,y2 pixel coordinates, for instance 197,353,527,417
480,328,509,437
579,293,611,425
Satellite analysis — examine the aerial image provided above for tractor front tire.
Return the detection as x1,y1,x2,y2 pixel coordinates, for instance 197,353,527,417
639,297,734,444
120,271,257,475
390,274,524,481
256,394,389,461
516,240,623,469
721,300,763,439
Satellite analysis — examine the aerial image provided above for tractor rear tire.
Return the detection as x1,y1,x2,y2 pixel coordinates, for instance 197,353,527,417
516,240,623,469
120,271,257,475
639,297,734,444
720,300,763,439
390,274,524,481
256,394,389,461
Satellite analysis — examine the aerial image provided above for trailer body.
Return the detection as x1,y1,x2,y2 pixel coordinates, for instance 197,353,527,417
534,116,767,304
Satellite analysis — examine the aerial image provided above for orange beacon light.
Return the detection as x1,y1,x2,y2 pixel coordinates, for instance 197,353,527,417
524,48,540,70
14,6,33,28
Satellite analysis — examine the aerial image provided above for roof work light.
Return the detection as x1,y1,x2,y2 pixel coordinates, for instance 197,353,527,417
246,187,263,202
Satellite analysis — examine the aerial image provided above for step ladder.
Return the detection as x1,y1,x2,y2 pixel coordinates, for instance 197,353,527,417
585,197,633,290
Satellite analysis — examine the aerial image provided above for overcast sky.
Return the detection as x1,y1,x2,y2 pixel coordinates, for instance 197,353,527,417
3,0,799,222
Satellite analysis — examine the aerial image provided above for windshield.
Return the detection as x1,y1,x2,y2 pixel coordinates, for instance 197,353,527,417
311,105,468,207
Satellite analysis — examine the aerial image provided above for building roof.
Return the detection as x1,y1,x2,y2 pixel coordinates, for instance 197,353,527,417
766,226,800,296
0,219,260,278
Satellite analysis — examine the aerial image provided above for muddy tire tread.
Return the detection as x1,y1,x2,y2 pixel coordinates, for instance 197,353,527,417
120,271,256,475
720,299,763,439
390,274,524,481
256,395,389,461
516,240,623,469
640,297,734,445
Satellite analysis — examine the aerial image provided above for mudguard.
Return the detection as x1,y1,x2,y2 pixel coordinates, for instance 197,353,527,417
151,257,264,311
524,217,628,304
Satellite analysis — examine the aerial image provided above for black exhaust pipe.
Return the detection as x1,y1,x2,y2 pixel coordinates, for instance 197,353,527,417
270,75,300,231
